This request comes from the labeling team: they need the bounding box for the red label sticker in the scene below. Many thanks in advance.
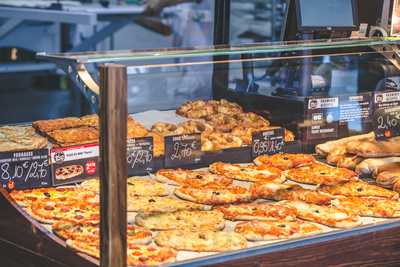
[85,161,97,175]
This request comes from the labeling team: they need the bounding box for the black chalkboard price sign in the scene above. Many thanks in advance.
[252,128,285,158]
[127,137,154,175]
[0,149,51,190]
[373,106,400,140]
[165,134,202,168]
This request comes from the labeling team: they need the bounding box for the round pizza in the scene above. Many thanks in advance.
[331,197,400,218]
[235,220,322,241]
[209,162,284,183]
[155,168,232,187]
[55,165,84,180]
[285,163,358,185]
[28,200,99,224]
[127,177,169,197]
[253,153,315,170]
[155,230,247,252]
[127,196,210,213]
[52,220,152,245]
[135,210,225,231]
[250,183,333,205]
[10,187,97,207]
[174,185,253,205]
[215,203,297,221]
[319,180,399,199]
[283,200,361,229]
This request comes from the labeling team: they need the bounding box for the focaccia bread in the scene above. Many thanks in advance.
[209,162,284,183]
[135,210,225,231]
[127,196,210,213]
[32,117,84,133]
[174,185,253,205]
[47,126,99,147]
[346,136,400,158]
[235,220,322,241]
[253,153,315,170]
[332,197,400,218]
[155,230,247,252]
[283,200,361,228]
[215,203,297,221]
[0,125,48,152]
[250,182,333,205]
[319,180,399,199]
[201,132,243,151]
[315,132,374,156]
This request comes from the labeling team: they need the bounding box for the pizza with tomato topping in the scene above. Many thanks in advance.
[250,182,333,205]
[285,163,358,185]
[215,203,297,221]
[283,201,361,228]
[27,200,99,224]
[331,197,400,218]
[253,153,315,170]
[319,180,399,199]
[235,220,322,241]
[155,168,232,187]
[209,162,285,183]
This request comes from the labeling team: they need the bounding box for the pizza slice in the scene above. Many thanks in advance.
[127,196,210,213]
[174,185,253,205]
[331,197,400,218]
[253,153,315,170]
[155,168,232,187]
[285,163,358,185]
[319,180,399,199]
[209,162,284,183]
[235,220,323,241]
[283,200,361,228]
[155,230,247,252]
[135,210,225,231]
[250,182,333,205]
[215,203,297,221]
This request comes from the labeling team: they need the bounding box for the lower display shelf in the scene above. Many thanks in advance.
[1,189,400,267]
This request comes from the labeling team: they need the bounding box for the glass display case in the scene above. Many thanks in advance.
[1,37,400,267]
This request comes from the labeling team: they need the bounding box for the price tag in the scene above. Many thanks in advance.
[0,149,51,190]
[252,128,285,158]
[127,137,153,175]
[165,134,202,168]
[373,106,400,139]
